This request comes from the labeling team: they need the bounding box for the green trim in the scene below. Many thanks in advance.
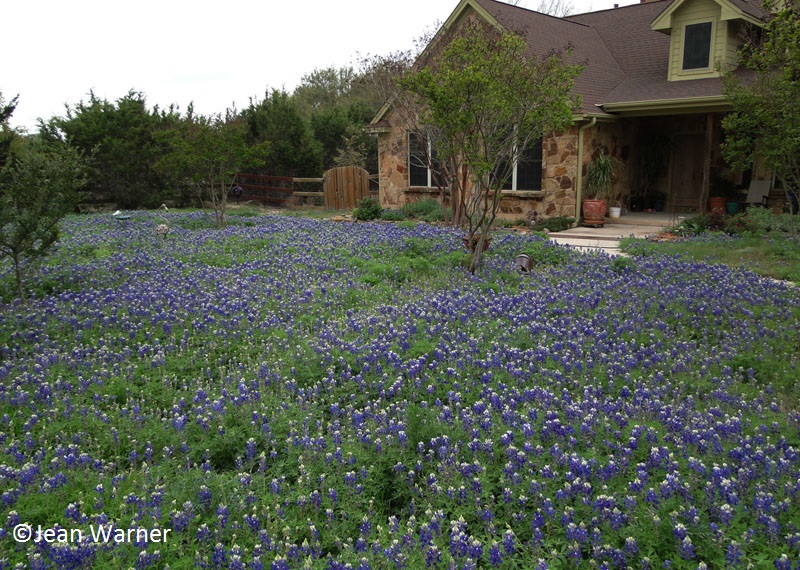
[364,123,391,134]
[600,96,730,116]
[651,0,763,31]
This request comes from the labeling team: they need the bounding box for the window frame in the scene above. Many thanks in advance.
[497,139,544,192]
[681,20,714,71]
[408,132,441,188]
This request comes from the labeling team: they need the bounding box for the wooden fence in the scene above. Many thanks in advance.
[235,168,378,209]
[235,173,295,206]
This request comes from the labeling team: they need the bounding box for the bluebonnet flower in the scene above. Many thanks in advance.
[679,536,695,560]
[503,529,515,554]
[774,555,792,570]
[270,556,289,570]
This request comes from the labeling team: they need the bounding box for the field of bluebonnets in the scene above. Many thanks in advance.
[1,210,799,570]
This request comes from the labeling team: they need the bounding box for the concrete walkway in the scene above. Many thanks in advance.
[547,213,680,255]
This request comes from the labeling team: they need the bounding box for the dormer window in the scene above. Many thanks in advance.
[682,22,713,70]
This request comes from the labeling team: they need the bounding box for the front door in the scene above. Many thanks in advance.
[670,134,705,212]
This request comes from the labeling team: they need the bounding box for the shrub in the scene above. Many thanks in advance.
[353,197,383,221]
[738,207,800,234]
[522,239,571,267]
[610,255,637,274]
[381,209,406,221]
[530,216,576,233]
[706,211,728,231]
[401,198,444,221]
[496,217,529,228]
[673,216,707,236]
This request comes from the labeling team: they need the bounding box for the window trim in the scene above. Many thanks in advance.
[680,20,715,72]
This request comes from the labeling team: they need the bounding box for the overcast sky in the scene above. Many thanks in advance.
[4,0,638,132]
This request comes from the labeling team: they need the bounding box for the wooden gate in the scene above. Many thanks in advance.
[323,166,371,210]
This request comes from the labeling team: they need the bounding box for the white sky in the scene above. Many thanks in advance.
[4,0,638,132]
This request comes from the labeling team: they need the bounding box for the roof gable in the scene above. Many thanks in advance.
[651,0,766,30]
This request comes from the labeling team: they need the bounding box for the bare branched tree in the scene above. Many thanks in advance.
[535,0,576,17]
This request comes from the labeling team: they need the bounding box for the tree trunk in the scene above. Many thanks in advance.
[13,252,24,301]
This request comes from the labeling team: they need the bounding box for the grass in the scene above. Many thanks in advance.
[621,231,800,282]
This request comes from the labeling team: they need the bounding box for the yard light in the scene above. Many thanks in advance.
[515,254,532,273]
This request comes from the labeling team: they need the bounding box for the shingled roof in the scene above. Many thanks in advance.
[471,0,764,115]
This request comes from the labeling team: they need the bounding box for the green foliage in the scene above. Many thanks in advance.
[736,207,800,234]
[530,215,576,232]
[610,255,637,274]
[380,209,406,221]
[310,103,376,171]
[670,212,728,235]
[2,212,800,567]
[0,138,87,299]
[722,2,800,211]
[0,92,19,169]
[521,239,572,267]
[620,231,800,282]
[292,66,382,172]
[585,150,620,201]
[401,198,444,221]
[672,208,800,238]
[42,90,175,208]
[353,197,383,221]
[242,89,324,177]
[155,110,268,228]
[495,217,529,228]
[351,236,469,285]
[728,351,800,405]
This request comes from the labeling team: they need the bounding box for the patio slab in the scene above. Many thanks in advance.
[545,213,681,254]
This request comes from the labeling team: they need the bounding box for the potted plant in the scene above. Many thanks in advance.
[583,150,619,227]
[709,174,739,213]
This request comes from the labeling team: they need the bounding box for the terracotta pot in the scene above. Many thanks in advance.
[582,198,606,227]
[708,196,726,212]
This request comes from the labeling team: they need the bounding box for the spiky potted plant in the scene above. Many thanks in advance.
[583,150,618,227]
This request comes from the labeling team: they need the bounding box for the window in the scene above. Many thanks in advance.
[682,22,713,70]
[409,132,543,191]
[408,132,442,187]
[498,140,543,191]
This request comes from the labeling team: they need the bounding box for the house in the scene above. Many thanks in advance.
[368,0,770,221]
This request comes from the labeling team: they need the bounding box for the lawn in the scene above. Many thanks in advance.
[1,211,799,569]
[620,233,800,283]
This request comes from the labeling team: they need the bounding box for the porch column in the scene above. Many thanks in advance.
[699,113,715,212]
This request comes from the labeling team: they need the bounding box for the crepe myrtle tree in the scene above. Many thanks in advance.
[156,107,270,228]
[722,0,800,214]
[399,20,582,273]
[0,137,87,300]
